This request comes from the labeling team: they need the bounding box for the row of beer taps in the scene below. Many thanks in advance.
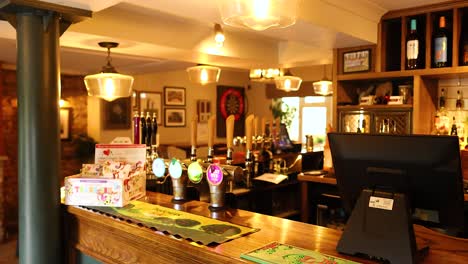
[133,111,282,210]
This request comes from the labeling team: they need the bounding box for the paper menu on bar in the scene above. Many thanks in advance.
[254,173,288,184]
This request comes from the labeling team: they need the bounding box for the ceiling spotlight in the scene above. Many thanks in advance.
[214,23,225,47]
[218,0,298,31]
[83,42,134,102]
[275,69,302,92]
[313,65,333,96]
[187,65,221,85]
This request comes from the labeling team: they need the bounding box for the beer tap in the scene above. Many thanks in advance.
[169,157,187,203]
[207,115,216,163]
[244,114,255,188]
[188,115,203,184]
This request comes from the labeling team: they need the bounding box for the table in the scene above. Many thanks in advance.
[65,191,468,263]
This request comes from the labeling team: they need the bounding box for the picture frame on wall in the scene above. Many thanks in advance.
[138,91,162,124]
[165,108,186,127]
[164,86,185,106]
[343,49,371,73]
[60,108,71,140]
[102,97,132,130]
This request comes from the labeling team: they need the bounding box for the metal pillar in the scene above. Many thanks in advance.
[16,11,62,264]
[0,1,91,263]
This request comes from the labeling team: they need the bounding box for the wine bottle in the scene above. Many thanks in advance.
[146,112,152,146]
[434,16,448,68]
[406,19,420,69]
[439,88,446,109]
[132,111,140,144]
[140,112,146,145]
[151,113,158,146]
[462,15,468,66]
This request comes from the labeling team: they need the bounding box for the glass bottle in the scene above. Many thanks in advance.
[450,117,458,136]
[146,112,152,146]
[439,88,446,109]
[456,90,463,110]
[140,112,146,145]
[461,14,468,66]
[406,19,420,69]
[434,16,448,68]
[152,113,158,146]
[132,111,140,144]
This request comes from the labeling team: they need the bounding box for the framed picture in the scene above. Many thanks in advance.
[164,86,185,106]
[138,91,162,124]
[197,99,211,123]
[60,108,71,140]
[343,49,371,73]
[165,108,186,127]
[103,97,132,130]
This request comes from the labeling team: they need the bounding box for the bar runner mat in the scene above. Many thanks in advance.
[85,200,259,245]
[241,242,361,264]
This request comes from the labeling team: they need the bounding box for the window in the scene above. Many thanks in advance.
[281,96,333,149]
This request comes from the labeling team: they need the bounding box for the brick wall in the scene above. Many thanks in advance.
[0,69,89,239]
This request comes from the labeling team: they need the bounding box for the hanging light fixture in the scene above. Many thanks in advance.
[84,42,134,102]
[214,23,225,47]
[218,0,298,31]
[186,65,221,85]
[275,69,302,92]
[249,68,283,82]
[313,65,333,96]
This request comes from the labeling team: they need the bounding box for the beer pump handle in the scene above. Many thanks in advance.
[191,115,198,148]
[226,115,235,149]
[275,118,281,136]
[245,115,254,150]
[253,116,259,138]
[208,115,216,149]
[261,117,266,136]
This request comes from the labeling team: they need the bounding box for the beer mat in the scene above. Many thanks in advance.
[84,200,259,245]
[241,242,361,264]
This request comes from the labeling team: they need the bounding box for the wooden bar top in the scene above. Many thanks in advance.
[65,192,468,264]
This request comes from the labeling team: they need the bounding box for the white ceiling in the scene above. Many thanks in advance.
[0,0,450,75]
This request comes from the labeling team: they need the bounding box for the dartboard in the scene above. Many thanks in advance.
[220,88,244,120]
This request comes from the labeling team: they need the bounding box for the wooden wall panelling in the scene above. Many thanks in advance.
[401,16,408,71]
[412,75,438,134]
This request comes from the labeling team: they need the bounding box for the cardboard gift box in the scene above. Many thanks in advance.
[64,143,147,207]
[64,171,146,207]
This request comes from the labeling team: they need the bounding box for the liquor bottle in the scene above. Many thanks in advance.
[140,112,146,145]
[406,19,420,69]
[151,113,158,146]
[132,111,140,144]
[456,90,463,110]
[460,14,468,66]
[439,88,446,109]
[433,16,448,68]
[450,117,458,136]
[146,112,152,146]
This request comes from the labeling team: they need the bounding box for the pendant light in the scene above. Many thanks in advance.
[313,65,333,96]
[84,42,134,102]
[214,23,225,47]
[218,0,298,31]
[186,65,221,85]
[274,69,302,92]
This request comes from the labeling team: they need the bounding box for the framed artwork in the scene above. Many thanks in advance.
[103,97,132,130]
[197,100,211,123]
[165,108,186,127]
[343,49,371,73]
[164,86,185,106]
[60,108,71,140]
[139,91,162,124]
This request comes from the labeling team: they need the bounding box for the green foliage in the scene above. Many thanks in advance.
[269,98,297,129]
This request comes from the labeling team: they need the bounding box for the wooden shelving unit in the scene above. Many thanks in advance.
[333,1,468,135]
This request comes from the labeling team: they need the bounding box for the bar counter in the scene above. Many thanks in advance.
[65,191,468,264]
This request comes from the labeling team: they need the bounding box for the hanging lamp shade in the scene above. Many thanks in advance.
[84,42,134,102]
[275,69,302,92]
[218,0,298,31]
[313,65,333,96]
[186,65,221,85]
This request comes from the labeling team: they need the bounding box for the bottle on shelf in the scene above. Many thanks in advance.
[406,18,420,69]
[433,15,449,68]
[434,88,450,135]
[439,88,446,109]
[450,116,458,136]
[146,112,152,146]
[132,110,140,144]
[460,14,468,66]
[456,90,463,110]
[140,112,147,145]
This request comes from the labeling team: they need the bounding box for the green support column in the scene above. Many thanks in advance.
[0,1,91,263]
[16,11,61,264]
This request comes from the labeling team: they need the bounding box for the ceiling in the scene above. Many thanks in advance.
[0,0,449,75]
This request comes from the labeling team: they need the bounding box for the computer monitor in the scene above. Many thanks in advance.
[328,133,465,263]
